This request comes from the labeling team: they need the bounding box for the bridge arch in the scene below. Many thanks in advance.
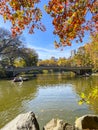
[5,66,93,77]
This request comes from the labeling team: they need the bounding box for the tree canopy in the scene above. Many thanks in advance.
[0,28,38,68]
[0,0,97,47]
[0,28,22,55]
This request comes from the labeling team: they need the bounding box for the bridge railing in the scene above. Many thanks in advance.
[5,66,93,72]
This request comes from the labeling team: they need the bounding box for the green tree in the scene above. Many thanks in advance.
[18,48,38,66]
[0,28,38,68]
[14,58,26,67]
[0,28,23,67]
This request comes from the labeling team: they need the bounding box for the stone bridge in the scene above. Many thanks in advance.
[5,66,92,77]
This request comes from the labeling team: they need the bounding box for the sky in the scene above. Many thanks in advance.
[0,1,91,60]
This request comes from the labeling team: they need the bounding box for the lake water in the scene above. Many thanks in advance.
[0,73,98,129]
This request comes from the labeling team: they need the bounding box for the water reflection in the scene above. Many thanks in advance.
[71,76,98,114]
[11,81,23,87]
[0,74,98,128]
[0,80,38,127]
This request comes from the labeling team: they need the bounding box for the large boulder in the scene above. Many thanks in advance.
[1,112,98,130]
[43,118,74,130]
[75,114,98,130]
[1,111,40,130]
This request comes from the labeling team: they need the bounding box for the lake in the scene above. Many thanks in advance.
[0,73,98,129]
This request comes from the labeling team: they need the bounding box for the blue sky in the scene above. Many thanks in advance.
[0,1,91,60]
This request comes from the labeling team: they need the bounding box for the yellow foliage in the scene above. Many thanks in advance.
[78,86,98,105]
[14,58,26,67]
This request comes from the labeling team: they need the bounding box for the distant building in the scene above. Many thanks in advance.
[38,59,42,61]
[51,57,58,61]
[71,50,76,57]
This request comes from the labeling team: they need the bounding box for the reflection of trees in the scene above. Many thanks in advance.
[0,74,98,128]
[89,98,98,114]
[71,76,98,114]
[37,74,98,114]
[36,73,75,86]
[0,80,38,128]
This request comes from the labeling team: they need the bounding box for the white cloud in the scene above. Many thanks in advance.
[27,45,71,59]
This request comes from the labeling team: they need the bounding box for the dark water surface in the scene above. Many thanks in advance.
[0,73,98,129]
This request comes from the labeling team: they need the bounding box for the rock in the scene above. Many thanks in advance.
[64,123,74,130]
[1,111,40,130]
[43,118,74,130]
[75,114,98,130]
[1,112,98,130]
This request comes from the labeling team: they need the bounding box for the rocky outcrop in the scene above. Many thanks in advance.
[1,111,40,130]
[1,112,98,130]
[75,114,98,130]
[43,118,74,130]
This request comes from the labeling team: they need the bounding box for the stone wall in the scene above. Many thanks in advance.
[1,111,98,130]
